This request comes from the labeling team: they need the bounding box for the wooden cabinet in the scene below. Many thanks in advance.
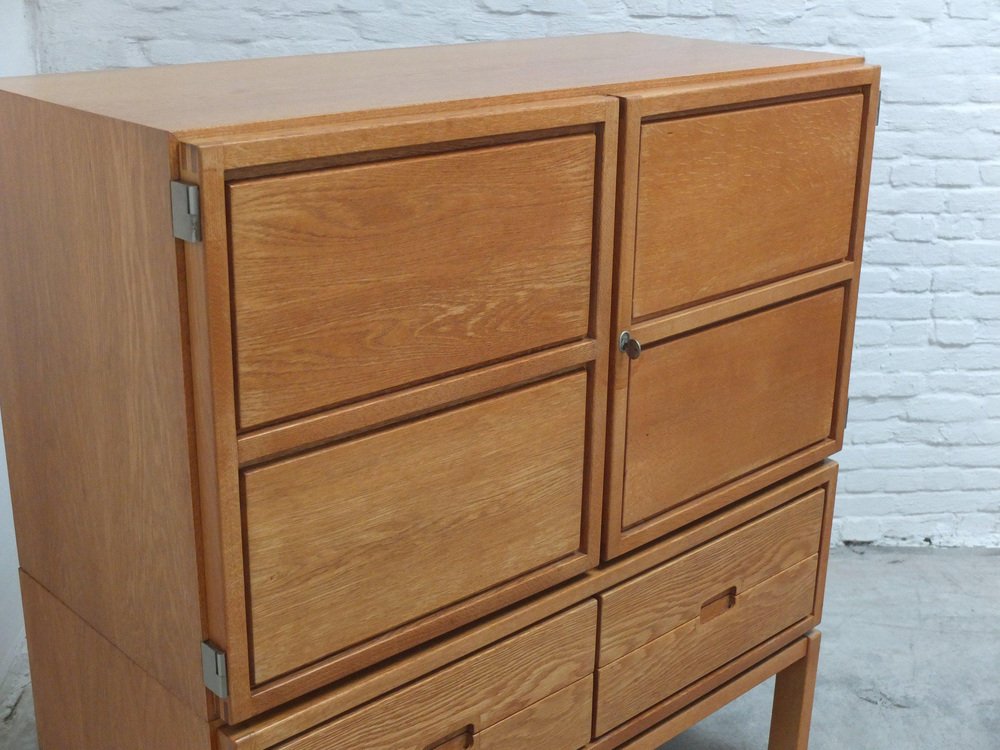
[0,33,877,750]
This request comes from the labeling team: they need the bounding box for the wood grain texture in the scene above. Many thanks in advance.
[236,339,596,466]
[603,65,877,560]
[180,143,256,723]
[606,637,809,750]
[769,630,822,750]
[623,288,845,529]
[0,93,207,715]
[273,602,596,750]
[20,572,214,750]
[587,621,817,750]
[0,34,860,135]
[630,263,853,346]
[633,94,862,317]
[220,462,837,750]
[477,675,593,750]
[229,134,596,428]
[598,490,825,666]
[595,555,819,735]
[244,372,589,684]
[202,95,613,171]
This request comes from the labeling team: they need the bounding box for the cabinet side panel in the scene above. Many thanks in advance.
[0,92,206,714]
[20,572,214,750]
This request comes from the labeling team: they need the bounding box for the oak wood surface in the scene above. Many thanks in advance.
[598,489,825,666]
[630,262,853,346]
[477,675,593,750]
[197,95,614,171]
[272,602,596,750]
[20,572,215,750]
[603,65,877,560]
[622,288,845,530]
[244,372,589,684]
[236,338,595,466]
[633,94,862,317]
[185,96,618,719]
[220,463,838,750]
[595,555,819,734]
[229,134,596,428]
[587,622,818,750]
[0,34,860,135]
[769,630,822,750]
[180,142,256,722]
[605,636,810,750]
[0,93,208,716]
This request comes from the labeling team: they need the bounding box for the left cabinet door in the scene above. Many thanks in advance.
[178,96,619,721]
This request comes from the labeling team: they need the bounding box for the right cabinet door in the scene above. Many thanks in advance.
[605,68,879,557]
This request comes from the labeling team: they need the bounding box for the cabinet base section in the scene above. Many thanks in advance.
[19,571,216,750]
[590,631,822,750]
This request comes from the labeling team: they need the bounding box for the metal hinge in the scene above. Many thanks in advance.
[876,90,881,127]
[171,180,202,242]
[201,641,229,699]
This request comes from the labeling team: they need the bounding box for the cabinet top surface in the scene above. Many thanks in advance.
[0,33,863,135]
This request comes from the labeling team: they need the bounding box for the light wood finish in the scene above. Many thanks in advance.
[221,463,838,750]
[20,572,215,750]
[183,96,618,719]
[179,142,255,724]
[633,94,862,317]
[201,95,614,171]
[229,134,596,428]
[622,288,844,530]
[245,373,589,684]
[595,555,819,735]
[272,602,595,750]
[236,338,595,466]
[602,636,811,750]
[588,623,817,750]
[477,675,593,750]
[769,631,823,750]
[0,34,860,134]
[604,65,879,559]
[0,34,876,749]
[0,93,209,716]
[630,262,853,346]
[598,490,826,666]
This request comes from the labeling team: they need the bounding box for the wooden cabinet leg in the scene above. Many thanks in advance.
[768,630,821,750]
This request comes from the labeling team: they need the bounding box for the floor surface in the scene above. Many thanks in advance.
[2,547,997,749]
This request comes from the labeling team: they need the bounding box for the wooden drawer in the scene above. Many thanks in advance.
[228,133,598,429]
[620,286,844,539]
[594,488,830,735]
[244,371,591,685]
[265,602,596,750]
[632,94,862,317]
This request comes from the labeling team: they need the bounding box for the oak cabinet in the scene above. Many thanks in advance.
[0,32,877,750]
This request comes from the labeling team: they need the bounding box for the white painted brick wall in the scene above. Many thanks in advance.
[7,4,1000,549]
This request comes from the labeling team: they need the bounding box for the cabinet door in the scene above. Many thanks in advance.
[179,96,619,722]
[229,134,598,429]
[604,68,879,558]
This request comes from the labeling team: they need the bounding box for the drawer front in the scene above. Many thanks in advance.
[595,490,828,735]
[633,94,862,317]
[274,602,596,750]
[244,372,589,684]
[228,133,597,428]
[622,287,843,531]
